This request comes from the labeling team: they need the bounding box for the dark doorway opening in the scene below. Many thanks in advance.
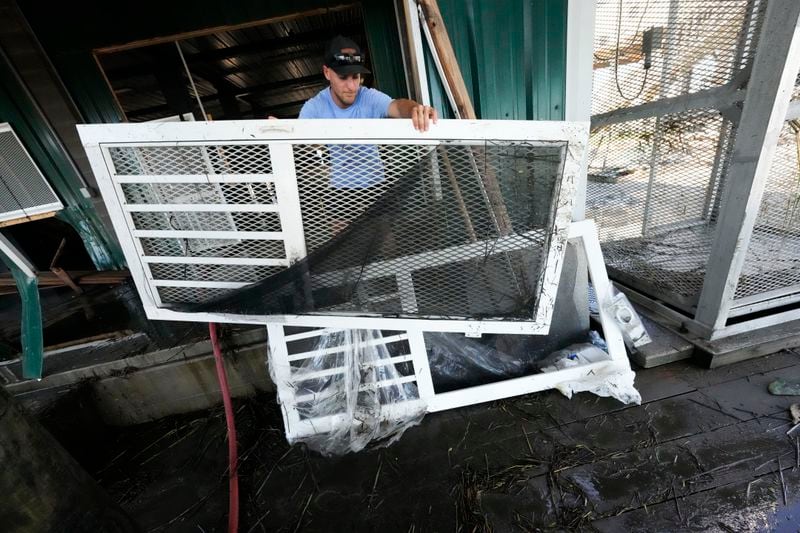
[94,4,374,121]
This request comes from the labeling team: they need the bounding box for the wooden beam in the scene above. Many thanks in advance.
[0,211,57,228]
[0,270,131,290]
[417,0,475,119]
[48,238,82,295]
[593,41,644,69]
[104,27,358,81]
[93,4,359,54]
[126,75,324,119]
[418,0,514,235]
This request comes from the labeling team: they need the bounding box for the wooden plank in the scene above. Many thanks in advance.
[92,4,360,54]
[417,0,514,236]
[50,267,83,295]
[0,211,57,228]
[451,389,741,475]
[486,415,794,528]
[669,349,800,389]
[695,363,800,420]
[369,360,800,526]
[384,362,698,471]
[0,270,130,289]
[628,314,694,368]
[417,0,475,118]
[693,317,800,368]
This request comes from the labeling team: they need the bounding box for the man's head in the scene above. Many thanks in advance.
[323,35,371,109]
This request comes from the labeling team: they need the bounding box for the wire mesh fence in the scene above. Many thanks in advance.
[592,0,761,116]
[587,0,766,313]
[588,109,730,307]
[735,111,800,301]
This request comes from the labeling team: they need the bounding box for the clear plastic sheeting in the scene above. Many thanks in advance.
[603,285,651,349]
[549,368,642,405]
[539,342,641,405]
[269,328,426,456]
[425,332,529,392]
[263,221,641,453]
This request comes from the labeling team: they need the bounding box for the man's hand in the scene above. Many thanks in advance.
[411,104,438,132]
[388,99,438,131]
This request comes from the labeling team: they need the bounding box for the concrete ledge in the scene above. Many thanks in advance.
[10,327,274,425]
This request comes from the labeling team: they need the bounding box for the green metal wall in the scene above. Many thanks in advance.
[427,0,567,120]
[18,0,407,124]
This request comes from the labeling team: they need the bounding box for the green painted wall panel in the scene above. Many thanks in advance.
[0,260,42,379]
[427,0,567,120]
[362,0,407,98]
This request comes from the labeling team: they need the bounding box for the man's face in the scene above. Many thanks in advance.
[323,47,362,109]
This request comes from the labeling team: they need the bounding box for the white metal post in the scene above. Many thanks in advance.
[566,0,596,221]
[694,0,800,334]
[269,143,308,263]
[403,0,431,106]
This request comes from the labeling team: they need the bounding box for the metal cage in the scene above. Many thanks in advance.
[586,0,800,339]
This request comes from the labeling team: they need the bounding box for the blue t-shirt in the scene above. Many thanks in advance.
[299,86,392,119]
[299,87,392,188]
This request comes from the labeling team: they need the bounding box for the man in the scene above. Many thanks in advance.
[299,35,437,227]
[300,35,438,131]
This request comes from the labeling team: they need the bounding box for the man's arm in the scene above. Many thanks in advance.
[388,99,438,132]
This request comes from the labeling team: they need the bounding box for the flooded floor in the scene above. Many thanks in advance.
[42,347,800,531]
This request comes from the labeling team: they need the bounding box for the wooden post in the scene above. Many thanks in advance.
[50,238,83,295]
[417,0,475,119]
[437,146,477,242]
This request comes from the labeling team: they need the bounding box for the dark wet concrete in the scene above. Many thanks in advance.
[37,347,800,531]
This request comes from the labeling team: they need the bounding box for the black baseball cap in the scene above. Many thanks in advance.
[324,35,371,75]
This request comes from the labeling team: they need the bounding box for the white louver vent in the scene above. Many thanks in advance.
[0,123,63,223]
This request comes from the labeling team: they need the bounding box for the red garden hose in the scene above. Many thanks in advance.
[209,322,239,533]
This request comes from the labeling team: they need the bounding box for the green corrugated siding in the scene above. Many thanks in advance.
[362,1,407,98]
[427,0,567,120]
